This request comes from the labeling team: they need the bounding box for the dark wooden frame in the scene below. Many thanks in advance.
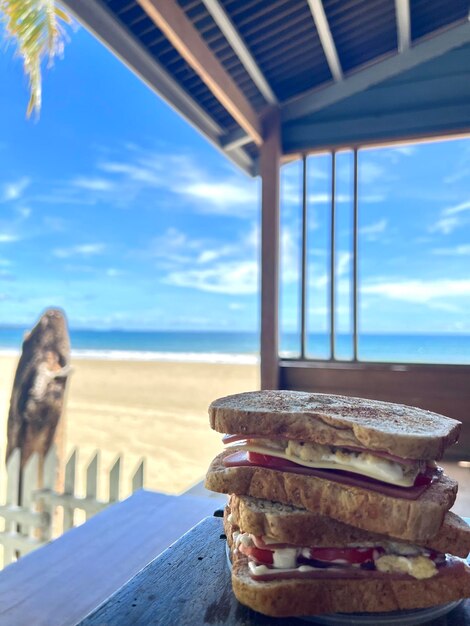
[280,360,470,460]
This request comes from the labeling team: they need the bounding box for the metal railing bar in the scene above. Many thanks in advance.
[353,148,359,361]
[300,155,308,358]
[330,151,336,360]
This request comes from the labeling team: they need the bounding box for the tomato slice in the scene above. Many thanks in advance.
[238,544,274,565]
[247,451,287,468]
[309,547,380,564]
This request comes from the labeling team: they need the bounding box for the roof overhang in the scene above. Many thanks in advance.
[61,0,470,176]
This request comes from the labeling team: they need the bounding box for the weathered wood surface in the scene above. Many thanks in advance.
[6,308,71,470]
[0,490,223,626]
[80,516,470,626]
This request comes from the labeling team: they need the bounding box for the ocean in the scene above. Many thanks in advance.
[0,327,469,365]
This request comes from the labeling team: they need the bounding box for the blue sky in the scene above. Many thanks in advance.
[0,24,469,335]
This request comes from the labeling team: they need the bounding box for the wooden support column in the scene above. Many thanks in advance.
[260,108,281,390]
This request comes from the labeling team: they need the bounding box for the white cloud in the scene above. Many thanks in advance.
[443,169,470,184]
[283,189,385,207]
[308,251,351,290]
[72,177,115,191]
[43,216,69,232]
[197,250,223,264]
[151,223,260,295]
[443,200,470,216]
[17,207,31,218]
[432,245,470,256]
[0,234,20,243]
[147,227,201,266]
[165,260,258,295]
[429,199,470,234]
[106,268,126,277]
[359,218,387,240]
[99,161,162,185]
[53,243,106,258]
[429,216,460,235]
[183,181,257,212]
[359,162,385,185]
[443,144,470,184]
[362,279,470,303]
[280,226,299,284]
[64,264,95,273]
[337,251,351,276]
[1,177,30,202]
[95,149,259,217]
[393,145,416,157]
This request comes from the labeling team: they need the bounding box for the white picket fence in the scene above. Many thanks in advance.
[0,446,145,569]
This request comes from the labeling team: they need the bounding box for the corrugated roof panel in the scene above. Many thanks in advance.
[220,0,332,101]
[177,0,268,111]
[102,0,241,133]
[410,0,469,41]
[323,0,397,73]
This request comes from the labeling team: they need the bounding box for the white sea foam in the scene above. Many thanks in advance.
[0,349,20,357]
[0,347,258,365]
[73,349,259,364]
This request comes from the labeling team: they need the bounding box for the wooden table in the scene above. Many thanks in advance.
[81,516,470,626]
[0,490,224,626]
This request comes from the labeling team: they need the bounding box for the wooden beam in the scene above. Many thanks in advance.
[137,0,263,145]
[220,127,252,150]
[395,0,411,53]
[61,0,255,175]
[283,20,470,122]
[200,0,277,105]
[283,103,470,153]
[307,0,343,81]
[260,108,281,390]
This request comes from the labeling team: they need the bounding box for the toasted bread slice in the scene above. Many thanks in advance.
[228,494,470,558]
[229,549,470,617]
[205,450,458,541]
[209,390,461,460]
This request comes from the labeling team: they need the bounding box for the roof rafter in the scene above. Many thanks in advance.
[60,0,255,175]
[200,0,278,105]
[283,20,470,122]
[395,0,411,53]
[220,127,253,150]
[306,0,343,82]
[137,0,263,145]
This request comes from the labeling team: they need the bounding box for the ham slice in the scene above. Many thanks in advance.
[223,451,440,500]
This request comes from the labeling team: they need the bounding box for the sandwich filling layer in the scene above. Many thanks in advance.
[223,435,429,487]
[232,529,446,581]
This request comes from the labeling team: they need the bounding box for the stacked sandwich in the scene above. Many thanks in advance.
[205,390,470,617]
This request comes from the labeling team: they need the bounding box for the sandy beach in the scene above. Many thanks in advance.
[0,355,259,498]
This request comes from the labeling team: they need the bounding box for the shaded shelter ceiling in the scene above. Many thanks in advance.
[62,0,470,174]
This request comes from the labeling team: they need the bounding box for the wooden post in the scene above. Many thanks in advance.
[6,309,71,502]
[260,107,281,390]
[6,309,71,467]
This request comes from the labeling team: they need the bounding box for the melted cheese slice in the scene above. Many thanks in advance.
[237,440,420,487]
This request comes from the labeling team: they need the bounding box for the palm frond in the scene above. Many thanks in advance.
[0,0,71,117]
